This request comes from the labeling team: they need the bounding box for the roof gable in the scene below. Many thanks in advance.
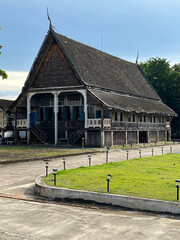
[31,42,82,88]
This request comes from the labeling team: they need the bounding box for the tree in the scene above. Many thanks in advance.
[0,49,8,79]
[140,57,180,138]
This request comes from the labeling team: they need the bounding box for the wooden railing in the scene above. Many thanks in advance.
[16,119,27,128]
[112,121,167,129]
[87,118,111,128]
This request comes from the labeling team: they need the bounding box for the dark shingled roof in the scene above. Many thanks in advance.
[53,30,160,100]
[11,27,176,117]
[89,89,176,116]
[0,99,13,110]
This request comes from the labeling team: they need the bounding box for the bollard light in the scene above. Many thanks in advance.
[88,154,91,166]
[43,160,50,177]
[139,149,141,158]
[152,148,154,156]
[175,180,180,201]
[106,174,112,193]
[106,146,110,163]
[53,168,57,185]
[126,150,129,160]
[161,147,163,155]
[63,158,66,170]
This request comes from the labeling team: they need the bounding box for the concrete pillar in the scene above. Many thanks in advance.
[27,93,31,144]
[157,131,159,142]
[147,131,149,143]
[168,130,171,141]
[125,131,128,145]
[137,131,139,144]
[111,130,113,147]
[101,130,104,148]
[84,130,88,146]
[53,92,59,145]
[78,90,87,128]
[165,130,167,142]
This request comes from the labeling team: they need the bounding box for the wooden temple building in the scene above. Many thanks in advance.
[9,26,176,147]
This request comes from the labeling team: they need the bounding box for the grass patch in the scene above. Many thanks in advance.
[44,154,180,202]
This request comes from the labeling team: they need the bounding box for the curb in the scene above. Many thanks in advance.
[35,175,180,215]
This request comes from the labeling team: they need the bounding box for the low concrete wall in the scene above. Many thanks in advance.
[35,175,180,215]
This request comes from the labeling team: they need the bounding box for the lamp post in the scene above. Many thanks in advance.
[106,174,112,193]
[106,146,110,163]
[53,168,57,185]
[88,154,91,166]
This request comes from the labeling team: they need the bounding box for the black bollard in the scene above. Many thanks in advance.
[63,158,66,170]
[152,148,154,156]
[161,147,163,155]
[176,185,179,201]
[53,168,57,186]
[127,150,129,160]
[88,155,91,166]
[139,149,141,158]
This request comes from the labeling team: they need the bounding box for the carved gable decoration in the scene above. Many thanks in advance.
[31,42,81,88]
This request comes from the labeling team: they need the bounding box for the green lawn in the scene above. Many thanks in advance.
[44,154,180,201]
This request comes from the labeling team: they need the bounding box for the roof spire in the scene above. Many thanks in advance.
[136,51,139,64]
[47,8,52,29]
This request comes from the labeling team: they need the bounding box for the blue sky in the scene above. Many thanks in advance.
[1,0,180,99]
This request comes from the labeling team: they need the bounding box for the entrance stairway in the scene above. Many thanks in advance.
[30,124,47,143]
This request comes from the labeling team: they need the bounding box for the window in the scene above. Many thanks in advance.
[114,112,118,121]
[140,116,142,122]
[144,115,146,122]
[58,95,64,106]
[120,112,123,121]
[67,94,80,105]
[153,116,156,123]
[133,114,135,122]
[150,116,152,123]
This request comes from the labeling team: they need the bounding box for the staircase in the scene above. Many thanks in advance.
[70,130,85,145]
[30,124,47,143]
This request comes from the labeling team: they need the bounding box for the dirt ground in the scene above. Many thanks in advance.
[0,145,99,162]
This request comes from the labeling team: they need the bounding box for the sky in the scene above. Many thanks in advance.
[1,0,180,100]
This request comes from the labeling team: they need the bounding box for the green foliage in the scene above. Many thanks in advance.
[44,154,180,201]
[140,57,180,137]
[0,51,8,79]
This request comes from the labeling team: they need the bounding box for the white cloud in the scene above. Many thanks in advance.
[0,71,28,100]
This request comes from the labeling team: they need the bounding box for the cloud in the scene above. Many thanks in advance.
[0,71,28,100]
